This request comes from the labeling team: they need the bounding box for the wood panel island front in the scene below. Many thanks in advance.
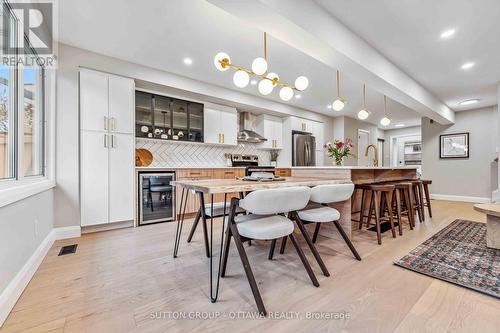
[291,166,418,239]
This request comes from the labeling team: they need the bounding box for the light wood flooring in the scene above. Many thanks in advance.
[1,200,499,333]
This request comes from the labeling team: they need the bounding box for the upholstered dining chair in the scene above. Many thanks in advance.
[276,184,361,275]
[220,186,319,315]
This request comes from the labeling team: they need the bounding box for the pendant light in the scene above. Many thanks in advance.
[332,70,345,111]
[214,32,309,99]
[380,95,391,126]
[357,84,370,120]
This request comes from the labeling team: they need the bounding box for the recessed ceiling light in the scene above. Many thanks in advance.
[327,104,332,109]
[250,80,257,85]
[395,124,405,128]
[461,62,475,70]
[440,28,456,39]
[459,99,479,106]
[295,94,302,99]
[183,57,193,65]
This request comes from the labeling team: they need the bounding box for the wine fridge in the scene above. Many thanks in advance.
[138,172,176,225]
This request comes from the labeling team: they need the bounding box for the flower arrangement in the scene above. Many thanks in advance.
[324,139,355,166]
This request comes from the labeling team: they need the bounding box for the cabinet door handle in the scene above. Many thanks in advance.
[111,117,116,131]
[104,116,108,130]
[111,134,115,148]
[218,133,221,143]
[104,134,108,148]
[222,133,225,143]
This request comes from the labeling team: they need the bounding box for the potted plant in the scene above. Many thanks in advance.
[270,149,279,167]
[324,139,355,166]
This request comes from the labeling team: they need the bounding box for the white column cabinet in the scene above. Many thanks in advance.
[80,131,109,226]
[79,69,135,227]
[291,117,313,133]
[204,106,237,145]
[255,114,283,149]
[108,76,135,134]
[108,133,135,223]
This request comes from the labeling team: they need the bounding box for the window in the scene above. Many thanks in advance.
[0,3,16,180]
[0,2,46,183]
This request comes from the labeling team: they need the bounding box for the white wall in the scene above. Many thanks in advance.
[422,107,497,202]
[55,43,337,227]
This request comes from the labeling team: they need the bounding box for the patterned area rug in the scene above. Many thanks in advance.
[395,219,500,299]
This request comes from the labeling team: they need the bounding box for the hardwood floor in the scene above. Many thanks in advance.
[1,200,499,333]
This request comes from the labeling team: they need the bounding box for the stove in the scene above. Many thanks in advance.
[230,154,259,167]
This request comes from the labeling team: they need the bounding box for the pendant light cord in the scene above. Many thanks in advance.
[363,84,366,109]
[384,95,387,116]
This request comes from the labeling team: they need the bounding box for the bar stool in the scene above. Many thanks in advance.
[220,186,319,315]
[421,180,433,218]
[380,181,415,233]
[356,183,396,245]
[404,180,425,223]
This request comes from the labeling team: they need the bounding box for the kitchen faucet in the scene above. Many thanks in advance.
[365,144,379,167]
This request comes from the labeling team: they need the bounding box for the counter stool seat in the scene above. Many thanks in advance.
[298,206,340,223]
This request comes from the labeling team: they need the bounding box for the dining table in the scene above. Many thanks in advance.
[170,176,352,304]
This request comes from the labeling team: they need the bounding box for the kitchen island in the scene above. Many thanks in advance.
[291,166,418,239]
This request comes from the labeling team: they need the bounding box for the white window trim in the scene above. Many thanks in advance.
[0,67,56,208]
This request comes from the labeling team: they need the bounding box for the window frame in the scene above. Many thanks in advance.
[0,1,54,207]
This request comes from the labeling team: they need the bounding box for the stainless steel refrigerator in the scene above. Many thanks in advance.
[292,132,316,166]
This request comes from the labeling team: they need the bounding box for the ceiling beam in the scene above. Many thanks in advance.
[207,0,454,125]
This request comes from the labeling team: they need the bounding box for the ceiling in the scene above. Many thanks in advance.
[58,0,497,129]
[315,0,500,112]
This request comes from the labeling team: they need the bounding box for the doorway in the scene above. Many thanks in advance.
[357,129,370,166]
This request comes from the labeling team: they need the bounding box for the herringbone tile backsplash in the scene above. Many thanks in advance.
[136,139,271,167]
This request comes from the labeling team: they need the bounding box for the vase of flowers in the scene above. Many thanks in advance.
[324,139,355,166]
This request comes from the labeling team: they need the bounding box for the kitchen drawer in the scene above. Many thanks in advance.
[275,168,291,177]
[176,168,213,179]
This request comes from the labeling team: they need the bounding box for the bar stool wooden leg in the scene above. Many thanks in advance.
[359,189,366,229]
[403,188,414,229]
[366,191,375,228]
[312,223,321,243]
[395,189,403,235]
[373,192,382,245]
[423,183,432,217]
[418,183,425,221]
[385,190,396,239]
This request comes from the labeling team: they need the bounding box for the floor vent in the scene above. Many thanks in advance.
[58,244,78,256]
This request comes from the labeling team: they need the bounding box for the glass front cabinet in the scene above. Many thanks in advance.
[135,91,204,142]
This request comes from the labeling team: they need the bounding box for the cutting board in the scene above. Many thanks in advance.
[135,148,153,167]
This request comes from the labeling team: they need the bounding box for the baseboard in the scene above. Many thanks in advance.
[0,225,81,327]
[430,193,491,204]
[0,230,54,327]
[53,226,81,240]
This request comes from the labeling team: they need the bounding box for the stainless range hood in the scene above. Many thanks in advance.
[237,112,267,143]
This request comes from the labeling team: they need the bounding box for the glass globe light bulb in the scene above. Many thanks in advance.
[332,99,345,111]
[294,76,309,91]
[251,57,268,75]
[380,117,391,126]
[233,70,250,88]
[214,52,231,71]
[258,79,274,95]
[358,109,370,120]
[279,86,294,101]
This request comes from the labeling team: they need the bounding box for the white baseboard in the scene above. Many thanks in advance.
[430,193,491,204]
[53,226,81,240]
[0,225,81,327]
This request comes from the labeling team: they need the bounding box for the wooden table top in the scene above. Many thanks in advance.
[170,177,352,194]
[474,203,500,217]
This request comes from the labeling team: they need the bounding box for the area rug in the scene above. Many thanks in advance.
[395,219,500,299]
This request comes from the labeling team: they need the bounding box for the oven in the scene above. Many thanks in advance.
[138,171,176,225]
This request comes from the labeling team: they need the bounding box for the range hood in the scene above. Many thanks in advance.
[237,112,267,143]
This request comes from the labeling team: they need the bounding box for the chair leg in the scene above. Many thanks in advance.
[418,183,425,221]
[312,223,321,243]
[229,223,267,315]
[424,184,432,218]
[332,220,361,261]
[359,189,366,230]
[366,191,375,228]
[403,188,414,229]
[293,216,330,276]
[386,191,396,239]
[268,239,276,260]
[186,208,201,243]
[373,192,382,245]
[395,189,403,236]
[288,233,320,287]
[220,226,232,277]
[279,236,287,254]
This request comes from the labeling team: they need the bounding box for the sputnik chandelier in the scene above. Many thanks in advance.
[214,32,309,101]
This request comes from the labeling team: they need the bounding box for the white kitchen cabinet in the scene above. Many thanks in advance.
[312,121,325,150]
[79,69,135,227]
[291,117,313,133]
[80,70,108,132]
[108,133,135,223]
[108,75,135,134]
[316,151,325,166]
[204,107,237,145]
[255,114,283,149]
[80,131,109,226]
